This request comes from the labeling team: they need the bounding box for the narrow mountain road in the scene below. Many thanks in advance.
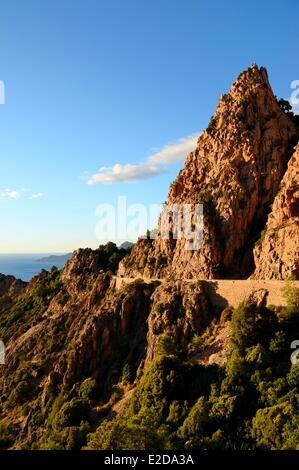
[112,276,298,308]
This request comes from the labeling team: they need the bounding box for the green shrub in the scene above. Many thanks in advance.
[245,344,269,366]
[251,401,299,450]
[156,335,179,357]
[282,279,299,322]
[40,422,90,450]
[196,190,213,204]
[178,397,209,441]
[269,331,286,355]
[54,398,89,430]
[79,378,97,401]
[95,242,132,274]
[166,400,188,426]
[8,380,32,405]
[85,414,169,450]
[230,301,276,353]
[130,355,184,420]
[122,363,132,385]
[287,365,299,389]
[153,302,165,316]
[255,229,266,247]
[207,116,218,135]
[0,422,17,449]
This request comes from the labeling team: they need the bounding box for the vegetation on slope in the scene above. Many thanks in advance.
[0,255,298,450]
[84,294,299,450]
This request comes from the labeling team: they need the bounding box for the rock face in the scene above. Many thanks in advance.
[0,250,216,448]
[119,65,298,280]
[0,274,26,314]
[253,144,299,279]
[144,280,213,364]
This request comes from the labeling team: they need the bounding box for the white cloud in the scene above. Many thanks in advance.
[0,189,45,200]
[87,132,199,185]
[7,191,20,199]
[292,103,299,115]
[87,163,163,185]
[148,133,199,165]
[30,192,44,199]
[0,190,20,200]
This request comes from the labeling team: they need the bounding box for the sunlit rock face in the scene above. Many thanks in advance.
[120,65,298,280]
[253,143,299,280]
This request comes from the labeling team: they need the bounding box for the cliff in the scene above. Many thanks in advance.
[119,65,299,280]
[253,143,299,279]
[0,274,26,315]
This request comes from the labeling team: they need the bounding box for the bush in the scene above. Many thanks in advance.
[287,365,299,389]
[122,364,132,385]
[207,116,218,135]
[230,301,276,353]
[209,394,237,423]
[0,422,17,449]
[153,302,165,316]
[251,401,299,450]
[269,331,287,355]
[130,355,184,420]
[156,335,180,357]
[79,378,97,401]
[166,400,188,426]
[95,243,132,274]
[245,344,269,366]
[282,280,299,322]
[85,414,169,450]
[54,399,89,430]
[40,422,90,450]
[8,380,31,405]
[196,190,213,204]
[178,397,209,441]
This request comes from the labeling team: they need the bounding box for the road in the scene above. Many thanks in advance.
[112,276,298,308]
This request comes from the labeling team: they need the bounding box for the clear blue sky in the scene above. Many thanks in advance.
[0,0,297,253]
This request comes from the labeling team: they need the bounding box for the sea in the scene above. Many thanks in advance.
[0,254,70,282]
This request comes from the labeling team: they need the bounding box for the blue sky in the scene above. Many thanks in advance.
[0,0,298,253]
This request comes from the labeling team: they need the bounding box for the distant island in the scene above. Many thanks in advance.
[36,253,72,263]
[118,241,134,250]
[36,245,133,264]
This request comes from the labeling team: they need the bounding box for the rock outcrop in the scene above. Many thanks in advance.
[120,65,298,280]
[0,274,26,314]
[0,250,216,448]
[253,143,299,279]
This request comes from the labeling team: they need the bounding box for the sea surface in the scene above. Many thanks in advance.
[0,254,69,282]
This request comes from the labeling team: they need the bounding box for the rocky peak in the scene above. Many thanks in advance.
[120,64,298,280]
[0,274,26,314]
[62,248,101,281]
[0,274,26,297]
